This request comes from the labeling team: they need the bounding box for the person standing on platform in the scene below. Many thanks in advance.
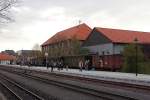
[60,59,64,70]
[79,60,84,72]
[57,60,61,71]
[53,60,57,70]
[51,60,54,72]
[85,59,90,70]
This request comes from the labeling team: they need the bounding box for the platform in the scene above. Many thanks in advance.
[4,65,150,86]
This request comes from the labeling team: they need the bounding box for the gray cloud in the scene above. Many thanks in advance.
[0,0,150,51]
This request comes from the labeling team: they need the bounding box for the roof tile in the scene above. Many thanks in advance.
[42,23,92,46]
[96,27,150,44]
[0,53,16,60]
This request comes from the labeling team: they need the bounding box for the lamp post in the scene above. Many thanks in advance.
[27,57,30,67]
[134,38,138,76]
[18,51,21,66]
[45,52,48,69]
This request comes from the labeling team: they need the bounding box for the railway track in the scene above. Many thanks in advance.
[12,66,150,94]
[1,65,150,99]
[21,67,150,93]
[46,71,150,92]
[0,74,44,100]
[0,81,21,100]
[0,67,137,100]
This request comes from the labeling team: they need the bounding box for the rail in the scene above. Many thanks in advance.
[0,74,44,100]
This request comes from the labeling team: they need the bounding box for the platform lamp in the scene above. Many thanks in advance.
[134,38,138,76]
[18,51,22,66]
[45,52,48,69]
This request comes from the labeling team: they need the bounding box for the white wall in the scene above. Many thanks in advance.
[83,43,124,55]
[114,44,124,54]
[0,60,10,65]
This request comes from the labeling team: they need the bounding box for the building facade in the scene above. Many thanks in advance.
[41,23,92,57]
[0,53,16,65]
[16,50,41,65]
[41,23,150,70]
[83,27,150,70]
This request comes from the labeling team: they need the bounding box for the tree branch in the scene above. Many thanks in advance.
[0,0,17,22]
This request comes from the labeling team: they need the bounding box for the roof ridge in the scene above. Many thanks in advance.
[95,27,150,33]
[55,23,90,34]
[95,27,150,44]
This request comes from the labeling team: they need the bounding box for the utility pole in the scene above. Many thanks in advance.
[45,52,48,69]
[134,38,138,76]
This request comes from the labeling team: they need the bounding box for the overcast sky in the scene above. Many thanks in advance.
[0,0,150,52]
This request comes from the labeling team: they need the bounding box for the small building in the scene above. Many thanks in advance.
[0,53,16,65]
[83,27,150,70]
[1,50,16,56]
[16,50,41,65]
[41,23,92,57]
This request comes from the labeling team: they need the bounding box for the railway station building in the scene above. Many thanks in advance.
[83,27,150,70]
[41,23,92,57]
[41,23,150,70]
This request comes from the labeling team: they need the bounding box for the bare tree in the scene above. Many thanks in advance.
[32,43,41,51]
[0,0,17,23]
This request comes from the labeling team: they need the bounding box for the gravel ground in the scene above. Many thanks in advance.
[0,92,7,100]
[0,70,102,100]
[31,70,150,100]
[1,66,150,100]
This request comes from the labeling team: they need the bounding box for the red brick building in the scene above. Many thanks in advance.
[0,53,16,65]
[41,23,92,57]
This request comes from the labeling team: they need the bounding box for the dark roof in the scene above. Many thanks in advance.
[42,23,92,46]
[1,50,16,56]
[17,50,40,55]
[95,27,150,44]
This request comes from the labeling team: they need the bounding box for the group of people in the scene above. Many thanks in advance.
[47,59,91,72]
[21,58,92,72]
[46,59,64,72]
[78,59,90,72]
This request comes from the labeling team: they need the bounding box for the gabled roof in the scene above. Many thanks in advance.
[0,53,16,60]
[95,27,150,44]
[42,23,92,46]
